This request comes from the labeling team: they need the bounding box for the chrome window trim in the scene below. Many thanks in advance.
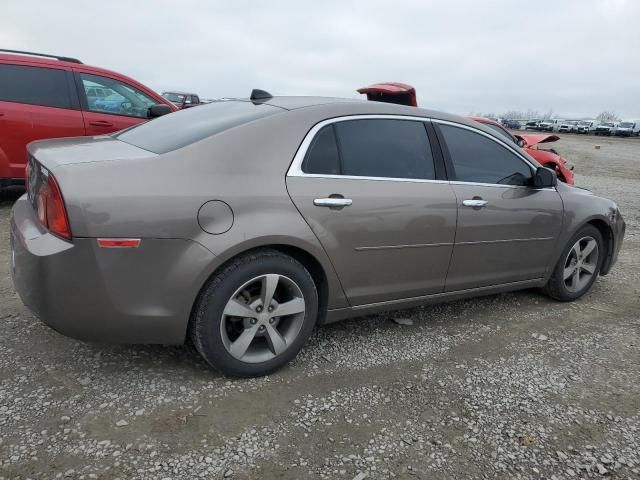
[286,114,555,191]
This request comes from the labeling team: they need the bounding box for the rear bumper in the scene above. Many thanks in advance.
[10,195,215,344]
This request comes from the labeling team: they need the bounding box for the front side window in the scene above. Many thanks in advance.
[0,64,72,109]
[439,124,532,186]
[80,73,157,118]
[302,119,435,180]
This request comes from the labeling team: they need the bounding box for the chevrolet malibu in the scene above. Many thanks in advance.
[10,93,625,377]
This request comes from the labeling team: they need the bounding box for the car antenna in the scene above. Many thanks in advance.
[250,89,272,101]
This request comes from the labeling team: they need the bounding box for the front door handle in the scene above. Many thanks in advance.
[89,120,114,127]
[314,198,353,207]
[462,199,488,208]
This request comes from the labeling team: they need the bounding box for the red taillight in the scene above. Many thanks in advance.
[34,170,72,240]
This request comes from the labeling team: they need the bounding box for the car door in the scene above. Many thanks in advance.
[0,62,85,180]
[74,71,159,135]
[287,116,457,306]
[434,121,564,291]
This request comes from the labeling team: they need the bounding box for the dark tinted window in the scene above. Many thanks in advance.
[335,119,435,179]
[440,124,532,186]
[302,125,340,175]
[115,100,281,153]
[0,64,72,109]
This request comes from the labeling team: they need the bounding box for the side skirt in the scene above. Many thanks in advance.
[323,278,545,324]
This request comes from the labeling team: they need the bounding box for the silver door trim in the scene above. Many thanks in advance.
[354,242,454,251]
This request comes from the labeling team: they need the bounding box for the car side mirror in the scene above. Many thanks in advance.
[147,104,172,118]
[532,166,557,188]
[516,138,526,148]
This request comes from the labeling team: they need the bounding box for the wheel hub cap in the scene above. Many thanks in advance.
[563,236,599,293]
[220,274,306,364]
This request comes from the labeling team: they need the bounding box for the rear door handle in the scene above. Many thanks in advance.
[462,199,488,208]
[314,198,353,207]
[89,120,114,127]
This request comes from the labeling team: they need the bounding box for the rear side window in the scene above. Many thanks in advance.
[302,119,435,180]
[115,100,281,153]
[439,124,532,186]
[302,125,341,175]
[337,119,435,179]
[0,64,72,109]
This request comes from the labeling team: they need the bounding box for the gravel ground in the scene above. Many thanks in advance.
[1,134,639,480]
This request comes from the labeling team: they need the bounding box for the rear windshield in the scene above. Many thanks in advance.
[115,100,282,154]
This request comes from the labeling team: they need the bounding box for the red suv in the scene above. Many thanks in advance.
[0,49,177,187]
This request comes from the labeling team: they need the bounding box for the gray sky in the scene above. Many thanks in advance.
[3,0,639,118]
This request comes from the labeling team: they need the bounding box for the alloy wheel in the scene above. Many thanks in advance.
[220,274,306,363]
[563,236,599,293]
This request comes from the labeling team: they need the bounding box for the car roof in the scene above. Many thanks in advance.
[225,96,503,137]
[0,52,144,85]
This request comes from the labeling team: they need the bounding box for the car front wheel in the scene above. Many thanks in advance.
[543,225,604,301]
[190,250,318,377]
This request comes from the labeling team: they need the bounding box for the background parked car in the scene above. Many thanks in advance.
[357,82,418,107]
[614,121,639,137]
[501,119,521,129]
[0,49,176,188]
[539,119,561,132]
[594,122,619,136]
[558,121,579,133]
[576,120,597,134]
[524,120,541,131]
[162,91,203,109]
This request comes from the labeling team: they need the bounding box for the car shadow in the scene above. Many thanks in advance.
[0,186,25,207]
[59,288,554,380]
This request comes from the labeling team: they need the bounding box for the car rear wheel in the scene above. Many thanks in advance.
[190,250,318,377]
[543,225,603,301]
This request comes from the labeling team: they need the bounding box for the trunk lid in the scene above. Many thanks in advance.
[27,135,156,172]
[517,133,560,148]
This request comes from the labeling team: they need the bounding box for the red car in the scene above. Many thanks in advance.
[357,83,575,185]
[357,82,418,107]
[0,49,177,187]
[468,116,575,185]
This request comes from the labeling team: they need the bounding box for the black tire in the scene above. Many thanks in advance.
[190,250,318,377]
[543,225,604,301]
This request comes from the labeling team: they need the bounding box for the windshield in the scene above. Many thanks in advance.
[115,100,282,154]
[579,121,591,126]
[619,122,634,128]
[162,93,186,103]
